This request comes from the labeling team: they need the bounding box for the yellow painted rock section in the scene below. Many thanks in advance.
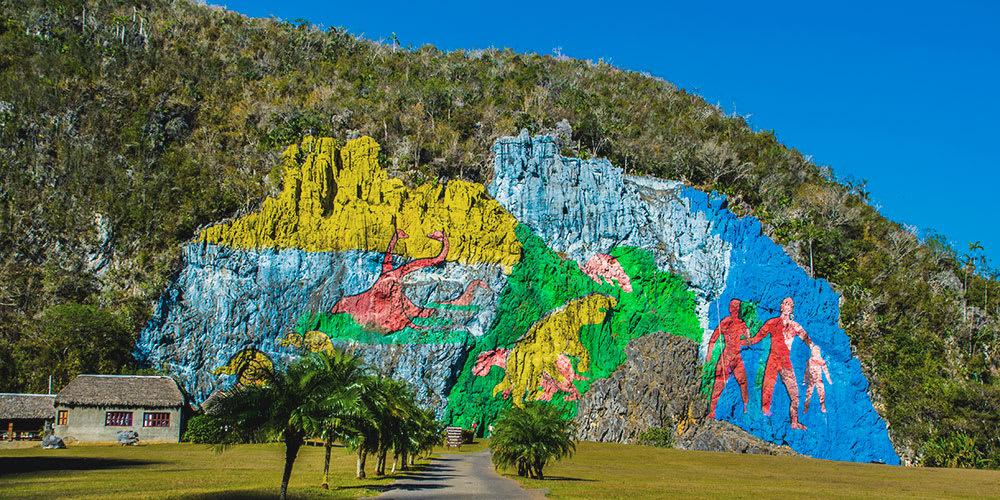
[278,330,335,356]
[211,348,274,386]
[200,136,521,268]
[493,293,618,406]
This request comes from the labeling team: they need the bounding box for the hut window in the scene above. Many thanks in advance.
[105,411,133,427]
[143,412,170,428]
[57,410,68,425]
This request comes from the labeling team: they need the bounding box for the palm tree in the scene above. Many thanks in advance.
[490,401,576,480]
[965,241,984,320]
[393,406,441,472]
[314,352,366,490]
[205,352,345,499]
[373,378,420,476]
[341,375,390,479]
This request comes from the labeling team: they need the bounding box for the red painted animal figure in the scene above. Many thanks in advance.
[706,299,751,418]
[745,297,814,430]
[330,229,487,333]
[538,354,588,401]
[473,348,509,376]
[578,254,633,292]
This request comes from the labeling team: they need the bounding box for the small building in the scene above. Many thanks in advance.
[0,393,55,440]
[54,375,186,443]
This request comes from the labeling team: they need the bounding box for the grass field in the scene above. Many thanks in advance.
[0,442,425,499]
[506,441,1000,499]
[2,440,998,499]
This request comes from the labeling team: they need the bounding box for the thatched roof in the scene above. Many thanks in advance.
[56,375,184,408]
[0,393,55,419]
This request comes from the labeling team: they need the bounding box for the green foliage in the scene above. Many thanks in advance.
[490,401,576,479]
[182,413,227,444]
[921,433,997,469]
[14,303,134,391]
[637,427,675,448]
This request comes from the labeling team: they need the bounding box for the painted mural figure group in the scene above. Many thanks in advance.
[706,297,833,430]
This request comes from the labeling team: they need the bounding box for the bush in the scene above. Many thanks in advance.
[921,433,996,469]
[183,414,226,444]
[490,401,576,479]
[637,426,675,448]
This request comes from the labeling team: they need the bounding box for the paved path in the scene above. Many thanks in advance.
[377,450,542,499]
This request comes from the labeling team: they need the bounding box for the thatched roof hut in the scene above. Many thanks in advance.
[55,375,184,409]
[0,393,55,419]
[0,393,55,440]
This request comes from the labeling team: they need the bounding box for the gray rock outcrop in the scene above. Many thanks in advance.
[575,332,793,456]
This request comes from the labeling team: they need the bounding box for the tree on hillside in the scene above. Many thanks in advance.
[14,303,133,391]
[490,401,576,480]
[965,241,984,321]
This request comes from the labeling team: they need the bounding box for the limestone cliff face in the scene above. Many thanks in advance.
[486,133,897,463]
[136,133,898,464]
[575,333,793,456]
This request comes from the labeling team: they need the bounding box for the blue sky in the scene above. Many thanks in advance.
[219,0,999,268]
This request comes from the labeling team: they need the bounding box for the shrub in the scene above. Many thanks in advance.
[182,414,226,444]
[921,433,995,469]
[490,401,576,479]
[637,426,675,448]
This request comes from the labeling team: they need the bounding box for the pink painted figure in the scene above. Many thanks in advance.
[706,299,751,418]
[803,345,833,413]
[537,354,588,401]
[330,229,488,333]
[579,254,633,292]
[745,297,814,430]
[473,348,510,376]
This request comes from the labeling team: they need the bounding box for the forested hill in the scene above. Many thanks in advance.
[1,0,996,467]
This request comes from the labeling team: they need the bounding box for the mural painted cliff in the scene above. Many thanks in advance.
[136,132,899,464]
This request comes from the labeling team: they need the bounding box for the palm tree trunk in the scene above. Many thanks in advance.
[356,447,367,479]
[280,432,304,500]
[964,268,970,320]
[534,460,544,480]
[399,450,408,471]
[321,436,333,489]
[376,445,388,475]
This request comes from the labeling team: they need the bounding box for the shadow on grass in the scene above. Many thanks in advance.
[502,473,597,483]
[541,476,597,482]
[0,456,161,477]
[180,491,278,500]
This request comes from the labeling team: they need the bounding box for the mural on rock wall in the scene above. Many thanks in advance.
[136,132,899,464]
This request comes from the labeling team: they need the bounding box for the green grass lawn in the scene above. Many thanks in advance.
[0,442,420,499]
[4,440,999,499]
[504,441,1000,499]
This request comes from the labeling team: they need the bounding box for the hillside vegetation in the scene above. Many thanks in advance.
[0,0,996,467]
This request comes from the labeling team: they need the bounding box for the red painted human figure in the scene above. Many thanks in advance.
[331,229,487,333]
[803,345,833,413]
[706,299,751,418]
[745,297,814,430]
